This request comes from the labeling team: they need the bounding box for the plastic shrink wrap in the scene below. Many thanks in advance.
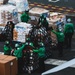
[0,4,18,26]
[13,22,32,43]
[8,0,29,12]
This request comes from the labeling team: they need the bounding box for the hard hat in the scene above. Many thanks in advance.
[7,21,11,25]
[25,42,28,46]
[15,43,19,48]
[59,28,62,32]
[26,38,31,42]
[67,18,71,22]
[40,14,44,18]
[38,42,44,47]
[25,42,34,47]
[25,9,29,13]
[26,38,30,41]
[5,41,9,45]
[29,43,34,47]
[43,16,46,20]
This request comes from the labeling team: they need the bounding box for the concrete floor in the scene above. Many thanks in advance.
[28,0,75,8]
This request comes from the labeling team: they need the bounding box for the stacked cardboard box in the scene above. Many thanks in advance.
[0,4,18,26]
[29,7,49,25]
[8,0,29,12]
[48,12,66,43]
[13,22,32,43]
[0,55,18,75]
[29,7,49,17]
[13,28,18,41]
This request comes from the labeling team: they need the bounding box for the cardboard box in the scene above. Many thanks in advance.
[29,7,49,17]
[13,22,32,42]
[0,55,8,60]
[51,32,57,43]
[4,56,18,75]
[0,55,18,75]
[0,5,18,25]
[0,60,10,75]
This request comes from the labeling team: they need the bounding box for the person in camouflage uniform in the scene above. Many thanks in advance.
[33,42,46,73]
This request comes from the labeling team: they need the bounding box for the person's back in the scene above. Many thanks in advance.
[21,10,30,23]
[41,17,49,31]
[64,18,74,48]
[64,23,74,34]
[38,14,44,25]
